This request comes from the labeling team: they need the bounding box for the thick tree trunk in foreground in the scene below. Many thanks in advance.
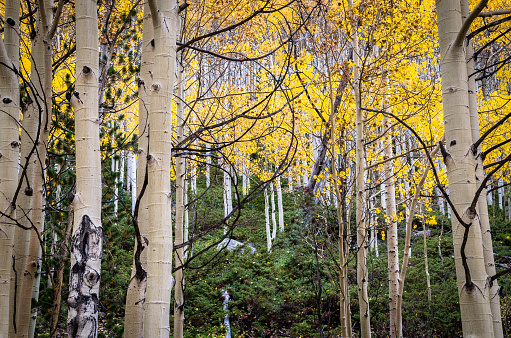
[143,1,178,336]
[462,1,503,335]
[0,0,20,335]
[124,3,153,337]
[67,1,103,336]
[436,0,494,336]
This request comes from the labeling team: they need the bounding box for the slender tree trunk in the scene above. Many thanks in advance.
[396,142,441,337]
[436,0,494,335]
[276,176,284,232]
[67,0,103,336]
[174,54,185,338]
[143,1,178,336]
[329,119,352,338]
[265,187,271,252]
[50,207,73,337]
[422,221,431,302]
[383,117,399,337]
[270,182,277,240]
[123,4,153,337]
[206,144,211,188]
[349,0,371,335]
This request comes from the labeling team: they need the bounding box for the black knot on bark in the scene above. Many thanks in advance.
[150,39,155,47]
[3,97,12,104]
[6,17,15,27]
[82,66,91,74]
[24,187,33,196]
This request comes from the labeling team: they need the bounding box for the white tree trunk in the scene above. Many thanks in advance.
[173,54,185,338]
[270,182,277,240]
[498,178,504,210]
[206,144,211,188]
[464,4,503,332]
[436,0,494,335]
[348,0,371,332]
[12,0,51,334]
[124,3,153,336]
[67,0,103,336]
[112,147,119,218]
[265,187,271,252]
[0,0,20,335]
[383,118,399,337]
[129,152,137,214]
[349,0,371,333]
[276,176,284,232]
[143,1,178,337]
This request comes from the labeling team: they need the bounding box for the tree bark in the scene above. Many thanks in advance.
[0,0,20,335]
[382,117,399,337]
[15,2,53,335]
[143,1,178,336]
[348,0,371,335]
[435,0,494,335]
[67,0,103,336]
[463,0,503,334]
[174,52,185,338]
[124,3,153,337]
[265,187,271,252]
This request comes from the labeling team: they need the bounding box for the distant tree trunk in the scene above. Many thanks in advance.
[50,206,73,337]
[67,0,103,336]
[436,0,494,335]
[422,220,431,302]
[174,54,185,338]
[143,1,178,336]
[0,0,20,335]
[124,3,153,337]
[206,144,211,187]
[265,187,271,252]
[276,176,284,232]
[383,117,399,338]
[270,182,277,240]
[396,142,441,337]
[329,108,352,338]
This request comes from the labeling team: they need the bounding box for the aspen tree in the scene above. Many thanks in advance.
[348,0,371,335]
[327,78,352,338]
[67,0,103,336]
[462,0,503,335]
[0,0,20,335]
[143,0,179,336]
[124,3,153,337]
[174,54,186,338]
[276,176,284,232]
[270,182,277,240]
[382,117,399,337]
[265,186,271,252]
[435,0,494,335]
[16,0,54,335]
